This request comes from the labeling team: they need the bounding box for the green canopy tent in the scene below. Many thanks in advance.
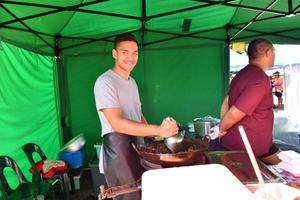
[1,0,300,190]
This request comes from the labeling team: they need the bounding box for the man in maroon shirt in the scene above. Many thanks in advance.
[219,38,280,165]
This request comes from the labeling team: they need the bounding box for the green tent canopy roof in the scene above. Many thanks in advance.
[1,0,300,54]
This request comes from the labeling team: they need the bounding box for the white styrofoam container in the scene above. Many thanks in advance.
[278,150,300,162]
[247,183,300,200]
[142,164,255,200]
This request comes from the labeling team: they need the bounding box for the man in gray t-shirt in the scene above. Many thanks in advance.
[94,33,178,200]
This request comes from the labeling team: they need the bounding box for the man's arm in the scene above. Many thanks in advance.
[101,108,178,137]
[220,96,229,119]
[219,105,246,133]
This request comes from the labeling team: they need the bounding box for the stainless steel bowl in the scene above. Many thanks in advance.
[60,134,86,152]
[164,130,185,153]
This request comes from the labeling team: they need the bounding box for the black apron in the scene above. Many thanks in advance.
[103,132,144,200]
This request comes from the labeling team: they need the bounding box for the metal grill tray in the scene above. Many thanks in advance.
[205,150,284,184]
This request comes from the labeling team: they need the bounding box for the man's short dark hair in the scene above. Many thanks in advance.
[114,33,138,49]
[273,71,280,76]
[247,38,273,60]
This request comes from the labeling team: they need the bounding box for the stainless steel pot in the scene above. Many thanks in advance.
[193,116,220,137]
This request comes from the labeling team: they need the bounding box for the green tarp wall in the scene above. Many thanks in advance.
[0,41,61,192]
[63,36,228,163]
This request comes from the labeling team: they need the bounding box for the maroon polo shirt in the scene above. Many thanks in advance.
[221,64,274,156]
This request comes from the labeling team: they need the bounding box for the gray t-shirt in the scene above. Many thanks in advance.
[94,69,142,136]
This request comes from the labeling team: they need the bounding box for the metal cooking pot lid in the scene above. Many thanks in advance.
[193,115,220,123]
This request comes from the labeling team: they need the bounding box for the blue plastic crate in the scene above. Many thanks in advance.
[58,147,85,168]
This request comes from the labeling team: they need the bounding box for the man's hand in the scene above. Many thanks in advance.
[209,125,226,140]
[157,117,179,137]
